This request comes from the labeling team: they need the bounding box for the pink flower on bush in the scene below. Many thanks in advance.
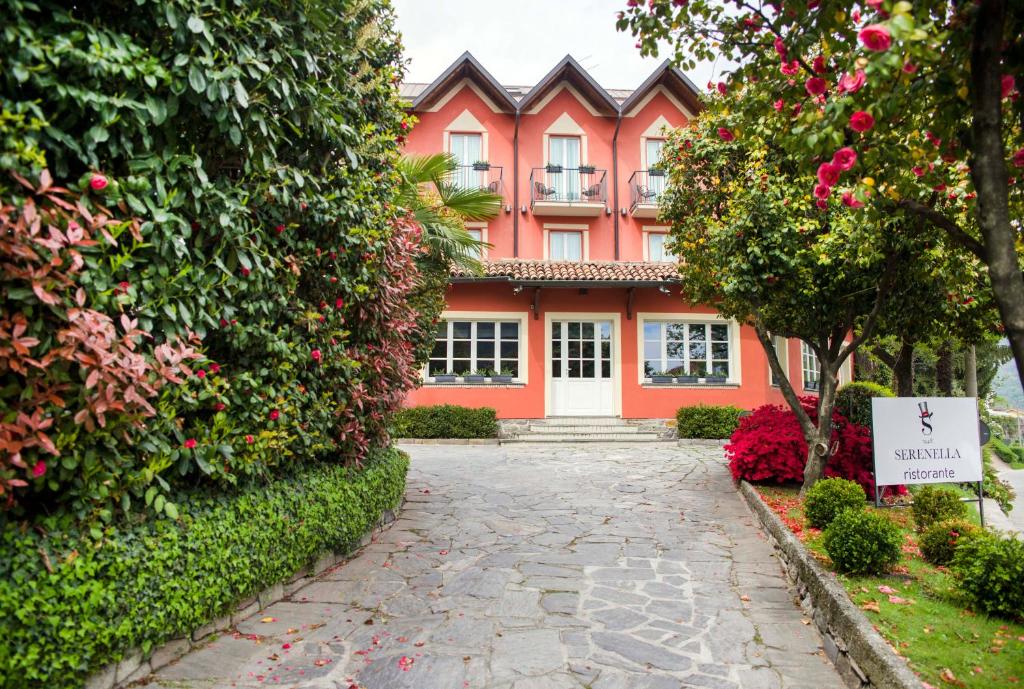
[837,70,866,94]
[245,434,255,444]
[184,438,197,449]
[849,111,875,132]
[812,55,827,74]
[89,174,108,191]
[311,348,322,362]
[816,199,828,209]
[817,162,841,186]
[275,224,286,234]
[32,461,46,478]
[866,0,883,8]
[902,62,918,74]
[773,99,784,112]
[912,166,925,177]
[241,267,251,277]
[774,37,787,60]
[335,297,344,309]
[210,363,221,373]
[781,61,799,76]
[805,77,827,96]
[1012,148,1024,168]
[1002,75,1016,99]
[196,369,206,379]
[831,147,857,171]
[269,409,280,421]
[925,130,941,147]
[717,81,727,95]
[717,127,734,142]
[814,183,832,200]
[841,191,864,208]
[117,281,130,292]
[859,24,891,52]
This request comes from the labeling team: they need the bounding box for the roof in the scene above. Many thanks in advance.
[402,52,702,116]
[451,260,680,285]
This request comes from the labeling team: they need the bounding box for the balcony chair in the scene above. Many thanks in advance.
[534,180,557,200]
[636,185,657,202]
[486,180,501,194]
[581,183,603,201]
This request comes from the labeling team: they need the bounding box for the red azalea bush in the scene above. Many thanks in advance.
[726,396,880,494]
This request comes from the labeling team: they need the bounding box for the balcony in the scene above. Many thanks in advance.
[450,164,505,200]
[628,169,667,218]
[530,167,607,216]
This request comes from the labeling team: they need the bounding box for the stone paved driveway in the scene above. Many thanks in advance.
[145,443,844,689]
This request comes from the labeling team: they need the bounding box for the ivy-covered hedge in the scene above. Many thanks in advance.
[394,405,499,439]
[0,0,440,521]
[0,447,408,689]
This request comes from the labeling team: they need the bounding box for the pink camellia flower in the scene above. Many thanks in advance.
[210,363,221,373]
[184,438,197,449]
[1011,148,1024,168]
[118,281,130,292]
[932,183,947,192]
[196,369,206,379]
[717,127,734,142]
[275,224,285,234]
[773,99,785,112]
[808,0,820,8]
[707,80,715,91]
[311,348,322,362]
[780,61,799,76]
[925,130,941,147]
[717,81,727,95]
[213,402,226,412]
[335,297,344,309]
[837,70,866,94]
[817,162,841,186]
[774,37,787,60]
[859,24,891,52]
[852,8,861,23]
[805,77,828,96]
[89,174,108,191]
[816,199,828,210]
[812,55,827,74]
[866,0,883,8]
[912,166,925,177]
[241,267,251,277]
[902,62,918,74]
[841,191,865,208]
[849,111,875,132]
[832,147,858,171]
[32,461,46,478]
[814,183,832,200]
[245,434,255,444]
[791,102,802,116]
[269,409,280,421]
[220,318,229,327]
[1002,75,1016,99]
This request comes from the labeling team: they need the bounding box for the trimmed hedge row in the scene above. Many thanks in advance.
[676,404,743,439]
[0,448,409,689]
[394,405,499,439]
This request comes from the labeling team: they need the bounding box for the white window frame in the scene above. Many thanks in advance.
[647,232,675,263]
[769,334,788,387]
[425,311,528,384]
[801,341,820,391]
[548,230,583,261]
[465,223,487,260]
[637,313,742,385]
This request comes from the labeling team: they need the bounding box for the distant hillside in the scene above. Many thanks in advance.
[993,359,1024,410]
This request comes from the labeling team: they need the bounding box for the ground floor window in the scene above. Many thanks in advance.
[643,320,731,378]
[770,334,787,387]
[801,341,819,391]
[428,319,520,378]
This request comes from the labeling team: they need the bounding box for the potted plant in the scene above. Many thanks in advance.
[705,375,727,384]
[491,367,514,383]
[545,163,563,173]
[464,369,487,383]
[676,375,699,384]
[472,160,490,171]
[648,167,665,177]
[433,370,457,383]
[578,164,596,174]
[650,371,675,384]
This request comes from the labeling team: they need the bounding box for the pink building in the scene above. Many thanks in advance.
[401,53,845,428]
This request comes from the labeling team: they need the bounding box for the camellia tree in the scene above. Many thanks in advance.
[657,101,985,490]
[619,0,1024,386]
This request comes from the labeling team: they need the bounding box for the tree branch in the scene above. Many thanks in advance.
[752,316,815,435]
[898,198,987,261]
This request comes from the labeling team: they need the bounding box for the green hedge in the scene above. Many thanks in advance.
[0,448,408,689]
[394,405,498,439]
[990,436,1024,468]
[676,404,743,439]
[834,381,894,428]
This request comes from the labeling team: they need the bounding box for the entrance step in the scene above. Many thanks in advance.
[530,416,629,426]
[503,416,667,443]
[504,432,664,443]
[527,424,641,434]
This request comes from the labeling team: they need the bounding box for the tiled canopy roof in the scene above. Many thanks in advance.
[451,261,680,284]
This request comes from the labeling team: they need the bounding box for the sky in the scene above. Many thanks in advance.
[392,0,724,91]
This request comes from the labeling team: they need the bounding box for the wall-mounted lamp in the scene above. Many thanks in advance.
[512,285,524,295]
[658,285,671,295]
[520,205,528,214]
[605,207,611,216]
[620,207,627,216]
[505,204,512,214]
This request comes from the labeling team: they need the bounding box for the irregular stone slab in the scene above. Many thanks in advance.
[492,629,564,680]
[592,631,693,671]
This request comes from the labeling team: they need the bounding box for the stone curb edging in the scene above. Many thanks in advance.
[86,507,401,689]
[396,438,501,445]
[676,438,729,447]
[738,481,923,689]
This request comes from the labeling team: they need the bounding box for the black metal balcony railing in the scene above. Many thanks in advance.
[450,165,504,198]
[529,167,608,205]
[628,169,667,212]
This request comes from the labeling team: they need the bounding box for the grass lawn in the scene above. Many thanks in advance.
[758,485,1024,689]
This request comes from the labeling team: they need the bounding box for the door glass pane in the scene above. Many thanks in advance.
[644,322,660,339]
[602,361,611,378]
[552,322,561,338]
[582,360,595,377]
[567,341,581,358]
[568,322,580,338]
[553,360,561,377]
[450,134,483,189]
[581,322,594,338]
[600,322,611,339]
[568,360,581,378]
[549,136,580,200]
[644,341,660,360]
[646,139,664,167]
[601,341,610,358]
[552,339,561,356]
[581,341,594,358]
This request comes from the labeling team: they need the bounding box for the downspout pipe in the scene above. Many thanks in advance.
[611,110,623,260]
[513,109,520,257]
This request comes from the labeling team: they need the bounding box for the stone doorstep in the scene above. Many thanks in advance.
[396,438,501,445]
[738,481,923,689]
[88,504,401,689]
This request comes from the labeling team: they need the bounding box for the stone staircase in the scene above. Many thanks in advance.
[502,417,665,443]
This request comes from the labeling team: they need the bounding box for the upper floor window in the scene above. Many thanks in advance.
[428,319,520,378]
[548,136,582,200]
[645,138,667,197]
[449,133,482,189]
[801,342,820,391]
[648,233,675,262]
[643,321,731,379]
[466,228,482,259]
[549,231,582,261]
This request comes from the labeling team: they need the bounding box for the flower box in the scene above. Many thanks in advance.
[490,375,513,383]
[463,374,486,383]
[648,168,665,177]
[472,162,491,171]
[545,164,563,173]
[650,375,675,384]
[433,374,457,383]
[676,375,699,384]
[705,376,728,384]
[578,165,596,174]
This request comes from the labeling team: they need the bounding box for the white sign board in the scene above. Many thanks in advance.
[871,397,983,486]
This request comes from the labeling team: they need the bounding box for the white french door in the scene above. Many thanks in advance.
[550,319,615,416]
[646,139,665,198]
[450,133,483,189]
[548,136,581,201]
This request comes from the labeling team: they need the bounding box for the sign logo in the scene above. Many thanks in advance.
[917,401,934,437]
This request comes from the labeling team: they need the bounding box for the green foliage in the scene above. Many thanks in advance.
[834,381,894,428]
[990,436,1024,468]
[981,445,1016,515]
[823,509,903,575]
[911,486,969,532]
[393,405,498,439]
[804,477,866,529]
[919,519,984,566]
[0,447,408,689]
[675,404,743,439]
[0,0,439,520]
[952,533,1024,621]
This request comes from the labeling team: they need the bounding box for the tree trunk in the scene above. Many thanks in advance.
[893,341,915,397]
[801,359,838,494]
[971,0,1024,388]
[965,345,978,398]
[936,344,953,396]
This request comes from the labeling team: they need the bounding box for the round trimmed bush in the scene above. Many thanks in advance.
[911,486,968,532]
[823,509,903,575]
[804,478,866,529]
[834,381,894,428]
[952,533,1024,621]
[919,519,984,566]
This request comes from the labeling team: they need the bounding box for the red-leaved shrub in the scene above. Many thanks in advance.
[726,396,880,494]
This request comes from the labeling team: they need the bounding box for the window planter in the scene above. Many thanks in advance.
[433,374,457,383]
[545,164,563,173]
[463,374,487,383]
[578,165,596,174]
[676,375,699,384]
[650,375,675,384]
[490,375,514,383]
[705,376,728,384]
[648,168,665,177]
[472,162,491,171]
